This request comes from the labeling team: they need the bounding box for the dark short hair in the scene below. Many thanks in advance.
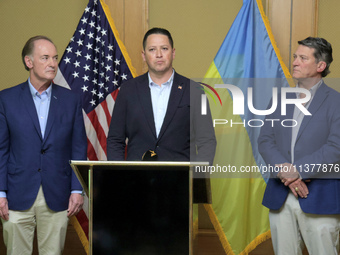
[298,37,333,77]
[142,27,173,50]
[22,35,55,71]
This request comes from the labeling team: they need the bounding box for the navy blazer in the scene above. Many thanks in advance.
[0,81,87,211]
[107,72,216,164]
[258,82,340,214]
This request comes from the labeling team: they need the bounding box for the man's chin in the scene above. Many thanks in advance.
[46,73,57,79]
[292,74,301,80]
[155,67,172,74]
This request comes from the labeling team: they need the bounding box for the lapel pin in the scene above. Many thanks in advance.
[178,85,182,90]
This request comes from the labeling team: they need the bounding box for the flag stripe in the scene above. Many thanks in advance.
[85,115,107,161]
[87,110,107,158]
[106,92,116,119]
[54,71,71,90]
[87,137,99,161]
[94,103,110,136]
[99,99,112,127]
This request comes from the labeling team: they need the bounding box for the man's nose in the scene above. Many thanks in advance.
[156,49,162,57]
[292,58,298,66]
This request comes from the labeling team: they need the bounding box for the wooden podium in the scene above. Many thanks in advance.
[70,161,207,255]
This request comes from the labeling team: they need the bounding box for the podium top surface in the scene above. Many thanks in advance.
[70,160,209,167]
[70,160,208,199]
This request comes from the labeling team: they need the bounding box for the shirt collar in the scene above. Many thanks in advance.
[28,78,52,98]
[296,79,322,99]
[148,69,175,87]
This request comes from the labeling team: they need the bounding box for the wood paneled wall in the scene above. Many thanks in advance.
[104,0,149,76]
[266,0,318,72]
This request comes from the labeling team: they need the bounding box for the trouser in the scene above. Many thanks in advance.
[1,186,69,255]
[269,192,340,255]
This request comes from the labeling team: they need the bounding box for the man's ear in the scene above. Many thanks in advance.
[24,56,33,69]
[141,50,146,62]
[317,61,326,73]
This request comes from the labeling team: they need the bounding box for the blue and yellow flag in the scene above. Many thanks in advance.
[203,0,291,253]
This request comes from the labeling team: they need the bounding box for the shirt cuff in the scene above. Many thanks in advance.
[0,191,7,198]
[71,190,82,194]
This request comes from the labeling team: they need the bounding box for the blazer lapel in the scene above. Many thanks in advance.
[295,82,328,143]
[157,73,185,141]
[43,84,58,143]
[20,82,42,140]
[136,74,157,138]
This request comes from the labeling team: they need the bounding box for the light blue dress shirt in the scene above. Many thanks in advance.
[291,79,322,164]
[148,70,174,137]
[29,78,52,138]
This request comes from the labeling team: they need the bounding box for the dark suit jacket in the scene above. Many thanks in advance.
[107,72,216,164]
[258,82,340,214]
[0,81,87,211]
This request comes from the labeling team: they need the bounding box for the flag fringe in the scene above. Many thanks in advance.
[204,204,235,255]
[239,230,271,255]
[70,215,89,255]
[256,0,294,87]
[100,0,138,78]
[204,204,271,255]
[193,218,199,241]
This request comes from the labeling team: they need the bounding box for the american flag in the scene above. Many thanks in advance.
[55,0,135,161]
[54,0,136,251]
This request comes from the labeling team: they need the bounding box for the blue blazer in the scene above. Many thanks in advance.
[107,72,216,164]
[258,82,340,214]
[0,81,87,211]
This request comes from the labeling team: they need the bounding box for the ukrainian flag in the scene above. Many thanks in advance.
[203,0,291,253]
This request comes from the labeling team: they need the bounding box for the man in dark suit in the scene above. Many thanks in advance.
[107,27,216,165]
[0,36,87,254]
[258,37,340,254]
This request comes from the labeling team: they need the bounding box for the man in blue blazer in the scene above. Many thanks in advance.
[107,28,216,197]
[0,36,87,254]
[258,37,340,254]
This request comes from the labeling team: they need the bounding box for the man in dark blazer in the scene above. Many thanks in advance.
[107,28,216,196]
[107,27,216,164]
[0,36,87,254]
[258,37,340,255]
